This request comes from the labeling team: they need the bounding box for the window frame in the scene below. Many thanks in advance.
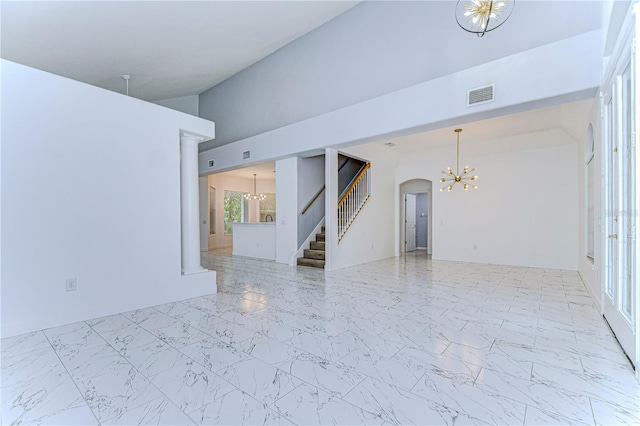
[209,186,216,235]
[585,124,595,262]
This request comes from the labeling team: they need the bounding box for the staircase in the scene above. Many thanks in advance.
[296,158,371,269]
[297,226,325,268]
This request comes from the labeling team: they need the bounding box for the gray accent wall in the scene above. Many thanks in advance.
[297,155,325,248]
[198,1,601,149]
[338,154,365,197]
[154,95,199,116]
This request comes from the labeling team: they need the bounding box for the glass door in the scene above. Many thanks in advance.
[603,47,637,369]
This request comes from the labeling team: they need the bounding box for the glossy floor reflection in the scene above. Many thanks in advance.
[2,251,638,425]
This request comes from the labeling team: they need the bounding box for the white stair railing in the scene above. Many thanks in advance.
[338,163,371,242]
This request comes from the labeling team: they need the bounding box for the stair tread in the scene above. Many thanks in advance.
[310,241,325,250]
[303,249,325,260]
[297,258,325,268]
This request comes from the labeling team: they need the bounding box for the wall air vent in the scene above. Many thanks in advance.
[208,160,214,168]
[243,151,250,160]
[467,84,495,107]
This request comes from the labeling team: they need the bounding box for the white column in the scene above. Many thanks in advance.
[324,148,338,271]
[181,131,208,275]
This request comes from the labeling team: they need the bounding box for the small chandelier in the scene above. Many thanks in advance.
[455,0,515,37]
[245,174,266,200]
[440,128,478,192]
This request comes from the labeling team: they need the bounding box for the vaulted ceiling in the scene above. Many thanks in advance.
[1,1,358,101]
[2,1,603,105]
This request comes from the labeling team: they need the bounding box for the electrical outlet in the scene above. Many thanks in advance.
[66,278,77,292]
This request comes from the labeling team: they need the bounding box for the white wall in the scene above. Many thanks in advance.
[206,174,275,250]
[326,145,399,270]
[275,157,298,264]
[579,0,635,304]
[396,129,579,270]
[577,105,602,304]
[1,60,216,337]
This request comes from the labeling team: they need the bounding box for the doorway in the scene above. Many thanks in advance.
[404,193,430,253]
[399,179,432,256]
[405,194,417,252]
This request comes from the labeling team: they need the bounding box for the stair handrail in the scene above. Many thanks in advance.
[301,185,325,215]
[337,163,371,242]
[338,163,371,208]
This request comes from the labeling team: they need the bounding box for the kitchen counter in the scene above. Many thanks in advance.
[232,222,276,260]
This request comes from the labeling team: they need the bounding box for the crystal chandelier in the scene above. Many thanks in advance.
[245,174,266,200]
[440,129,478,192]
[455,0,515,37]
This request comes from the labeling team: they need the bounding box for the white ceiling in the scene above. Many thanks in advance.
[377,99,595,154]
[1,1,358,101]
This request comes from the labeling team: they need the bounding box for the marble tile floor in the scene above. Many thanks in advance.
[2,251,639,425]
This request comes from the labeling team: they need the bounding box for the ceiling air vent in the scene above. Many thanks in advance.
[467,84,495,107]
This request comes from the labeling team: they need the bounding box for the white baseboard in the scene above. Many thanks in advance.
[578,269,602,312]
